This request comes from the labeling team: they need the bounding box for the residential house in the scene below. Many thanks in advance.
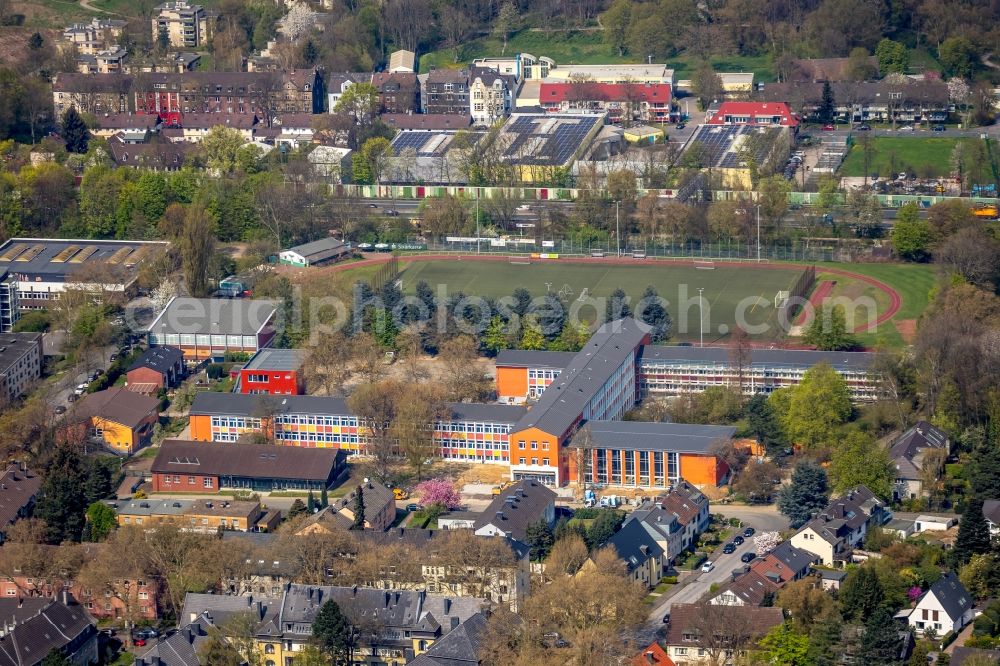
[151,439,342,493]
[62,18,126,54]
[0,333,43,404]
[709,570,779,607]
[889,421,950,501]
[407,612,491,666]
[326,72,371,111]
[469,67,516,126]
[905,572,974,637]
[52,72,133,116]
[62,386,160,454]
[277,238,351,269]
[424,69,471,116]
[711,541,815,606]
[90,113,161,140]
[626,502,687,566]
[107,135,191,170]
[152,0,211,48]
[663,603,784,664]
[373,72,420,115]
[473,480,556,542]
[818,569,848,591]
[296,479,396,532]
[632,643,676,666]
[167,113,258,142]
[0,465,41,543]
[757,80,949,125]
[984,500,1000,538]
[146,296,278,360]
[235,348,306,395]
[77,47,127,74]
[659,482,711,551]
[126,346,184,393]
[109,498,280,533]
[134,613,214,666]
[132,70,321,118]
[789,486,890,566]
[269,113,317,148]
[598,518,665,588]
[539,81,672,125]
[706,101,798,128]
[0,598,98,666]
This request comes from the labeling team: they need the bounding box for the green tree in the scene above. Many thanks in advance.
[585,510,623,549]
[891,203,932,261]
[692,61,724,110]
[953,498,992,566]
[968,441,1000,499]
[606,287,631,321]
[777,462,829,528]
[744,394,788,455]
[525,519,555,561]
[41,650,71,666]
[759,623,811,666]
[846,47,877,81]
[829,430,894,498]
[61,107,90,154]
[774,363,851,450]
[354,136,393,185]
[482,315,512,355]
[519,316,547,350]
[818,81,835,124]
[939,36,979,78]
[841,566,884,622]
[804,305,857,351]
[875,38,909,74]
[351,485,365,530]
[859,605,904,666]
[288,498,308,519]
[321,487,329,509]
[307,490,317,513]
[34,446,88,543]
[85,502,117,542]
[28,32,44,50]
[200,126,246,174]
[636,285,670,342]
[959,553,1000,600]
[602,0,632,56]
[313,600,353,664]
[807,612,843,666]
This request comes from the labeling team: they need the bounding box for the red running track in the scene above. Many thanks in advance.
[307,254,902,335]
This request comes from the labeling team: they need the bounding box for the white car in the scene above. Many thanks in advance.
[701,561,715,573]
[898,125,914,132]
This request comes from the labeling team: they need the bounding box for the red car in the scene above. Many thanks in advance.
[134,638,146,647]
[821,124,835,131]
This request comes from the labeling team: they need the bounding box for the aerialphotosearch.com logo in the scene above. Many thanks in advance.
[128,284,878,345]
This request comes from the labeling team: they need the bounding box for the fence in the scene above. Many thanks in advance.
[779,265,817,323]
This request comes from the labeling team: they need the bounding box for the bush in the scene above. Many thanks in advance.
[662,575,678,584]
[206,363,224,380]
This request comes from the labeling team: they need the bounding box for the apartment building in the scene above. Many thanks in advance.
[539,81,672,124]
[424,69,470,116]
[110,498,280,533]
[152,1,211,48]
[469,66,516,126]
[132,70,322,118]
[0,272,18,332]
[0,333,42,405]
[76,47,128,74]
[372,71,420,114]
[62,18,126,54]
[52,72,133,115]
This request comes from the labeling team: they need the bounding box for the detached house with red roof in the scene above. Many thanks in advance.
[706,101,798,128]
[539,80,672,124]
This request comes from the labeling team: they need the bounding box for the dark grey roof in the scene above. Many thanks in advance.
[152,439,340,483]
[889,420,948,465]
[0,598,96,666]
[639,345,876,371]
[242,348,306,372]
[286,237,351,263]
[798,486,887,545]
[407,612,490,666]
[129,346,183,374]
[148,297,278,337]
[952,648,1000,666]
[442,403,527,423]
[0,238,166,284]
[603,519,664,573]
[818,569,848,581]
[924,572,972,622]
[984,500,1000,526]
[473,479,555,542]
[493,349,577,369]
[137,615,213,666]
[577,421,736,453]
[190,392,350,417]
[0,333,41,376]
[179,593,277,629]
[768,541,815,574]
[512,317,650,437]
[0,465,41,530]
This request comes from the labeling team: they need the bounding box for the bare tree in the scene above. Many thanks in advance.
[728,326,753,397]
[347,380,401,483]
[686,603,763,666]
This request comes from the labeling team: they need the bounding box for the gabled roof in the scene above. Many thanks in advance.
[639,345,876,372]
[921,572,972,622]
[94,113,161,130]
[713,569,779,606]
[0,465,41,529]
[136,614,213,666]
[984,500,1000,526]
[408,612,491,666]
[632,642,675,666]
[383,114,472,130]
[73,386,159,429]
[659,481,708,526]
[178,113,257,129]
[0,598,96,666]
[889,421,949,471]
[440,402,526,424]
[759,541,816,578]
[603,519,664,573]
[285,237,350,262]
[707,101,798,127]
[473,479,555,542]
[952,647,1000,666]
[664,603,784,647]
[152,439,340,483]
[797,486,887,546]
[129,345,183,374]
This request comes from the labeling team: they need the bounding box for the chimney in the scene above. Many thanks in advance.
[443,598,451,614]
[450,616,460,630]
[61,589,69,606]
[495,512,504,521]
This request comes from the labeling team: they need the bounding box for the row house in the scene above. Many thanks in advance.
[758,80,950,124]
[625,483,711,565]
[539,81,672,124]
[709,541,815,606]
[108,498,281,533]
[52,73,133,116]
[789,485,891,566]
[372,71,421,115]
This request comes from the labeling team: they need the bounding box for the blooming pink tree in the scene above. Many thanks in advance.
[415,479,463,510]
[753,531,781,554]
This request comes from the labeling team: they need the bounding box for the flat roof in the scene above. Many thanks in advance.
[147,297,278,337]
[242,348,306,372]
[494,349,577,369]
[152,439,340,482]
[579,421,736,453]
[513,317,650,437]
[548,64,674,81]
[190,392,350,417]
[0,238,168,284]
[639,345,876,371]
[108,498,259,517]
[0,333,41,374]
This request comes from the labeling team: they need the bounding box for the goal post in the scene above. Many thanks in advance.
[775,290,790,309]
[694,260,716,270]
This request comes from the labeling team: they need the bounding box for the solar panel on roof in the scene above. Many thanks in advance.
[0,244,27,262]
[69,246,98,263]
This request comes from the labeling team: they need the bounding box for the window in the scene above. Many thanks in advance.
[675,648,688,656]
[532,458,538,465]
[519,457,525,465]
[203,478,213,488]
[530,441,537,450]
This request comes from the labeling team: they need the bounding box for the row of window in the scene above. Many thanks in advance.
[160,474,214,487]
[150,333,257,348]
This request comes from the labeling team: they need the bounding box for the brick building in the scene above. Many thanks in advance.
[235,348,306,395]
[126,346,184,393]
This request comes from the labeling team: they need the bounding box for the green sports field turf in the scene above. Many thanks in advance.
[400,260,806,342]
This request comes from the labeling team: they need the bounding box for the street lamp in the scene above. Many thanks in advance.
[698,288,706,346]
[756,204,761,262]
[615,200,621,256]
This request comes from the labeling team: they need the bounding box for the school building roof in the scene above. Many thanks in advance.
[579,421,736,453]
[190,392,350,417]
[638,345,876,371]
[152,439,340,483]
[147,297,278,337]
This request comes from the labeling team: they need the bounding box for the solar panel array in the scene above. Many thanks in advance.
[390,130,483,157]
[498,114,602,166]
[686,124,784,169]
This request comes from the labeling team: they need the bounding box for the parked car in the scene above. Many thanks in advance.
[133,638,146,647]
[662,612,671,624]
[856,124,871,131]
[743,527,755,537]
[384,209,400,217]
[134,628,158,639]
[405,503,422,512]
[733,535,744,546]
[898,125,914,131]
[676,122,686,130]
[741,552,757,563]
[821,124,835,131]
[701,561,715,573]
[109,353,118,362]
[722,543,736,554]
[54,405,66,415]
[367,203,379,208]
[932,125,945,132]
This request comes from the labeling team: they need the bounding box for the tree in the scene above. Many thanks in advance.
[61,107,90,154]
[391,391,440,481]
[692,61,724,110]
[493,2,519,56]
[354,136,393,186]
[778,462,829,528]
[606,287,631,322]
[875,39,909,75]
[745,394,788,455]
[313,600,353,665]
[841,565,884,622]
[307,490,317,513]
[288,498,308,519]
[753,531,781,555]
[180,203,216,297]
[200,126,247,174]
[778,579,836,634]
[807,611,844,666]
[351,485,365,530]
[891,203,932,261]
[525,519,555,561]
[602,0,632,56]
[818,81,835,124]
[804,305,858,351]
[636,286,670,342]
[960,553,1000,600]
[774,364,852,450]
[41,651,71,666]
[759,622,811,666]
[937,227,1000,289]
[859,605,904,666]
[954,498,992,566]
[34,446,88,543]
[414,479,462,510]
[829,430,894,498]
[546,533,589,576]
[938,36,979,79]
[85,502,116,542]
[519,317,546,350]
[846,47,877,81]
[607,169,637,204]
[733,460,780,503]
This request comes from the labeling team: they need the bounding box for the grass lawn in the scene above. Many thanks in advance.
[839,137,985,179]
[401,259,807,342]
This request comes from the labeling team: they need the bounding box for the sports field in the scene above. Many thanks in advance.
[400,259,806,342]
